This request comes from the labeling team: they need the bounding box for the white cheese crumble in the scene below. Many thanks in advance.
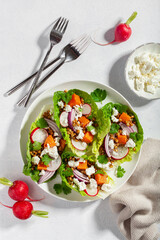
[111,115,119,123]
[108,139,115,150]
[68,160,79,168]
[125,138,136,148]
[76,129,84,140]
[55,137,60,147]
[90,128,96,135]
[31,156,40,165]
[112,107,119,116]
[58,101,64,108]
[41,144,59,159]
[101,183,112,192]
[74,105,83,119]
[64,105,72,112]
[89,178,97,189]
[73,178,86,191]
[39,170,46,176]
[128,52,160,95]
[86,166,95,176]
[96,161,114,171]
[54,132,59,137]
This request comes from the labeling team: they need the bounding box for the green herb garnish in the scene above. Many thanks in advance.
[129,132,141,143]
[41,154,52,166]
[32,141,41,151]
[36,118,48,128]
[97,155,108,164]
[117,166,126,178]
[62,181,72,195]
[113,104,128,113]
[87,125,95,131]
[110,123,120,134]
[91,88,107,102]
[63,168,73,177]
[95,170,105,175]
[54,181,72,195]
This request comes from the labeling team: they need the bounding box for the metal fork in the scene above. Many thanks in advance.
[23,17,69,107]
[17,35,91,106]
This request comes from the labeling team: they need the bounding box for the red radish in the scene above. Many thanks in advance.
[0,201,48,220]
[82,104,92,115]
[111,146,129,160]
[68,109,76,131]
[47,155,61,171]
[104,134,112,158]
[84,186,99,197]
[30,128,48,144]
[93,12,137,46]
[71,139,87,151]
[60,111,68,127]
[0,178,44,202]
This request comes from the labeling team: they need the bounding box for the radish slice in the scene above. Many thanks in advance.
[60,112,68,127]
[47,155,61,171]
[68,109,76,131]
[82,104,92,115]
[84,186,99,197]
[131,124,138,133]
[38,171,55,184]
[71,139,87,151]
[30,128,48,144]
[111,147,129,160]
[104,134,112,158]
[119,122,134,135]
[44,118,62,138]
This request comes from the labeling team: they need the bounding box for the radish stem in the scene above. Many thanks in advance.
[126,12,137,25]
[26,196,45,202]
[0,202,12,209]
[32,210,49,218]
[0,177,13,186]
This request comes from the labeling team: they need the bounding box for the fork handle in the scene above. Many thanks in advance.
[5,56,60,96]
[23,44,54,107]
[17,58,65,106]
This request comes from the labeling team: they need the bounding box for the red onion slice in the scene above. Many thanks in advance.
[73,169,90,183]
[68,109,76,132]
[119,122,134,135]
[131,124,138,133]
[104,134,112,158]
[47,155,62,171]
[38,171,55,184]
[44,118,62,138]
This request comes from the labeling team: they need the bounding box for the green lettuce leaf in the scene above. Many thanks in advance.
[53,89,98,158]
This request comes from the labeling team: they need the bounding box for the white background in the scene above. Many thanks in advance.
[0,0,160,239]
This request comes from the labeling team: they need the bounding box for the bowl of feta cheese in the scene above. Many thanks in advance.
[125,43,160,99]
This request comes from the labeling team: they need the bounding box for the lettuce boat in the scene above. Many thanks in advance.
[57,149,114,199]
[94,102,143,170]
[53,89,99,158]
[23,105,66,183]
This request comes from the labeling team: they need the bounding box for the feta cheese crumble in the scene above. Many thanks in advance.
[64,105,72,112]
[73,178,86,191]
[58,101,64,108]
[31,156,40,165]
[125,138,136,148]
[86,166,95,176]
[111,115,119,123]
[39,170,46,176]
[89,179,97,189]
[41,144,59,159]
[128,52,160,95]
[96,161,114,171]
[108,139,115,149]
[101,183,112,192]
[68,160,79,168]
[76,129,84,140]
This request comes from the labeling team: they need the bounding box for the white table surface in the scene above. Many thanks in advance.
[0,0,160,239]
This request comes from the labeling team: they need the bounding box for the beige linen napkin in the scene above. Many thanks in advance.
[109,138,160,240]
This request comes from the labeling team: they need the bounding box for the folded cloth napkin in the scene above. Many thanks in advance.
[109,138,160,240]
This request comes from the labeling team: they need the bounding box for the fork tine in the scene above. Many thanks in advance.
[76,36,91,53]
[70,34,87,46]
[52,17,62,31]
[56,17,65,31]
[61,19,69,34]
[78,38,91,54]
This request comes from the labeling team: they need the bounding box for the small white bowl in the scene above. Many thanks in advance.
[125,43,160,100]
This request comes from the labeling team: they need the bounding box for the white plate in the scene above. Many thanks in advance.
[20,80,141,202]
[125,42,160,99]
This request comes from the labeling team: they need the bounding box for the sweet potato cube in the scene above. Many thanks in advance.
[82,131,94,143]
[68,94,81,107]
[95,174,107,185]
[44,135,56,148]
[77,160,87,170]
[78,116,90,128]
[37,162,49,170]
[119,112,131,123]
[118,134,127,145]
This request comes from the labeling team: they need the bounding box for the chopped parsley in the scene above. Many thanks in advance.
[116,166,126,178]
[36,118,48,128]
[91,88,107,102]
[32,141,41,151]
[54,181,72,195]
[110,123,120,134]
[129,132,141,142]
[63,168,73,177]
[87,125,95,131]
[41,154,52,166]
[95,170,105,175]
[97,155,108,164]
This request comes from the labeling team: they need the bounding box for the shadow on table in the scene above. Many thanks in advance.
[108,54,151,108]
[94,198,125,240]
